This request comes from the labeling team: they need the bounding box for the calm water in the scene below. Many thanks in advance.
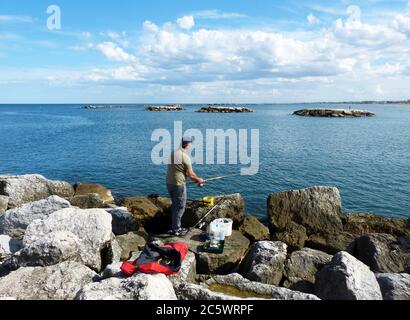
[1,104,409,220]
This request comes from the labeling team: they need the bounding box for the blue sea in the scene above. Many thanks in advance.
[1,104,409,220]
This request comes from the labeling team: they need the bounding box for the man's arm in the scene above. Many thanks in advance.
[186,168,205,185]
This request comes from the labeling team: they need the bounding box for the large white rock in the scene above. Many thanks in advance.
[315,251,383,300]
[18,231,82,267]
[0,174,74,208]
[75,273,177,300]
[239,241,287,285]
[0,261,96,300]
[376,273,410,300]
[0,196,71,238]
[23,207,112,271]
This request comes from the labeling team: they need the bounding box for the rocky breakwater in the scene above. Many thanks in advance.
[197,106,254,113]
[293,109,375,118]
[145,105,184,111]
[1,173,409,300]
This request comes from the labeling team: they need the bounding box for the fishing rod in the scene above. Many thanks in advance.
[186,173,242,186]
[192,195,228,229]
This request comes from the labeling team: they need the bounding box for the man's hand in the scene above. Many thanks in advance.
[197,178,206,187]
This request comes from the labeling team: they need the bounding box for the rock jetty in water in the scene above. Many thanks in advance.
[145,105,184,111]
[197,105,254,113]
[1,173,409,300]
[81,105,131,109]
[293,109,375,118]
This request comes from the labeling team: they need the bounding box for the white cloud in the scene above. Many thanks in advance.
[143,20,159,33]
[392,13,410,35]
[96,42,136,62]
[176,16,195,30]
[0,15,33,23]
[307,13,319,25]
[332,18,406,47]
[192,10,247,20]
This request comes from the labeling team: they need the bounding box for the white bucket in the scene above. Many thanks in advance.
[220,218,233,237]
[209,218,233,238]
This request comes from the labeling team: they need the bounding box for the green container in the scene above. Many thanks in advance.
[202,240,225,254]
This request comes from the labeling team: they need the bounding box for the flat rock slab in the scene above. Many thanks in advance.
[203,273,320,300]
[75,273,177,300]
[152,228,250,275]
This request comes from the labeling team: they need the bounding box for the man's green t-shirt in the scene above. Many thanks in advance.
[167,149,193,186]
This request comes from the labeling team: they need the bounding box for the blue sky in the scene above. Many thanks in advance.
[1,0,410,103]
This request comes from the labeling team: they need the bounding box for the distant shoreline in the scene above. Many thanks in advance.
[1,100,410,106]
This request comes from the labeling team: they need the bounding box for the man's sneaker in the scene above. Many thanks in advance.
[167,229,177,236]
[177,228,189,236]
[168,228,189,236]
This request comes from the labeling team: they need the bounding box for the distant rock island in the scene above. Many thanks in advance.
[81,105,131,109]
[197,105,254,113]
[293,109,375,118]
[145,105,184,111]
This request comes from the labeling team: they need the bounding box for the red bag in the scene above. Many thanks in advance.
[121,242,189,277]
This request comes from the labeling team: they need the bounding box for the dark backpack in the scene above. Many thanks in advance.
[121,242,189,277]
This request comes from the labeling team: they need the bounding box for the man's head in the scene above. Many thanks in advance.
[181,136,193,150]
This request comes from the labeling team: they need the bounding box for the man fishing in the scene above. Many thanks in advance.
[166,136,205,236]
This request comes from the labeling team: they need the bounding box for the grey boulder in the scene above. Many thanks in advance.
[0,261,96,300]
[105,207,139,236]
[354,233,410,273]
[284,248,332,293]
[239,241,287,286]
[0,174,74,208]
[22,207,112,271]
[315,251,382,300]
[268,186,343,235]
[0,196,71,238]
[376,273,410,300]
